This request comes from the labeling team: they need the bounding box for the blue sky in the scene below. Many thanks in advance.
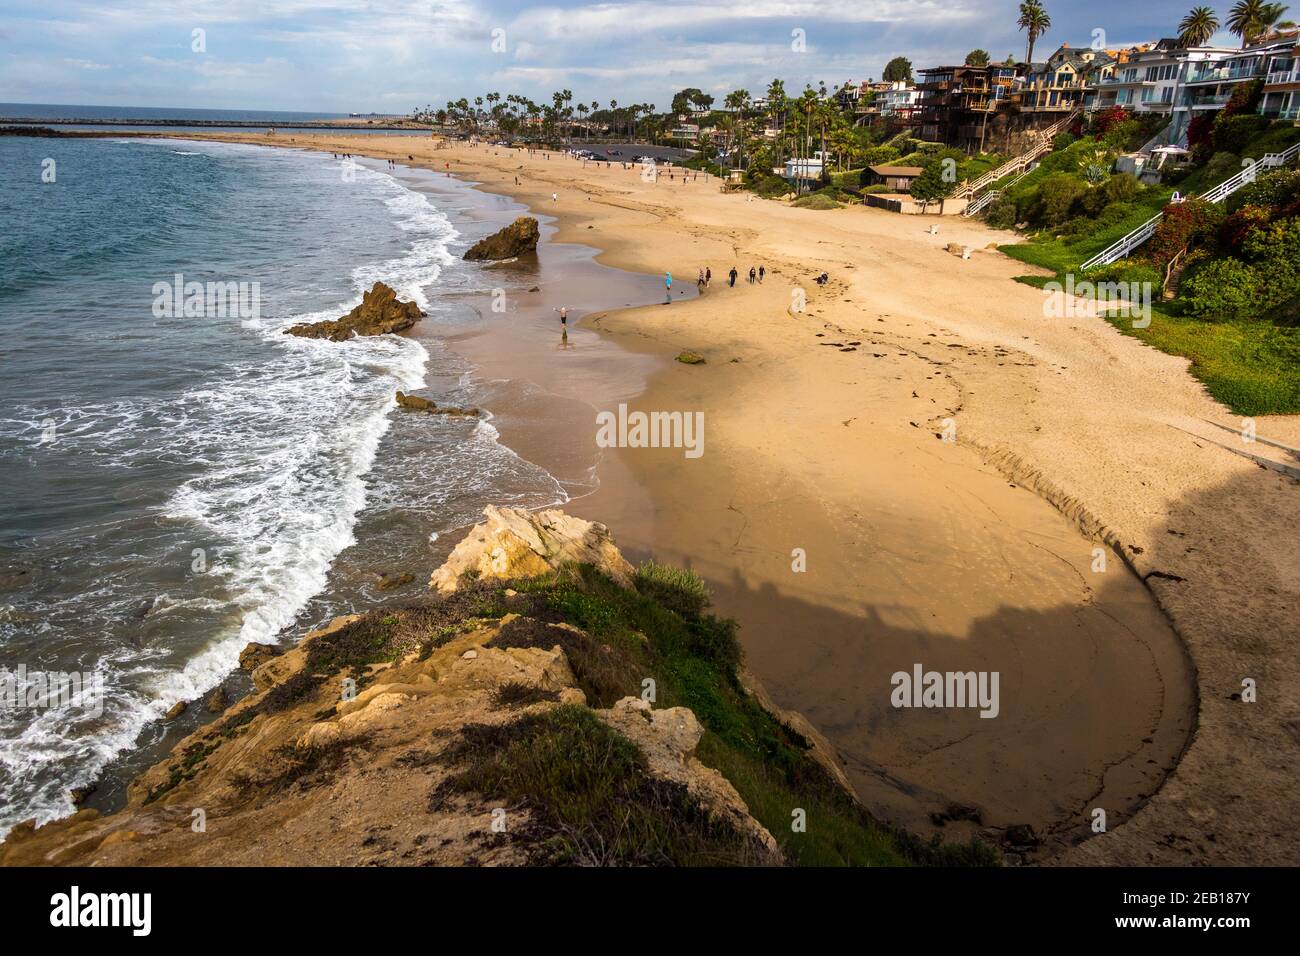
[1,1,1240,113]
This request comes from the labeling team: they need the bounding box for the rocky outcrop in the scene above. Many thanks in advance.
[0,603,774,866]
[463,217,540,261]
[429,505,635,593]
[238,642,279,671]
[596,697,779,855]
[395,391,479,417]
[285,282,424,341]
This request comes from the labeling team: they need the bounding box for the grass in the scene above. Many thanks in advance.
[435,705,770,865]
[989,120,1300,414]
[1000,194,1300,414]
[1102,307,1300,415]
[999,187,1173,275]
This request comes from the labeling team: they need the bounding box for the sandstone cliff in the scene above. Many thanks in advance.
[0,508,983,867]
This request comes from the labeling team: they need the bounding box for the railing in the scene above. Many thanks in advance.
[1081,140,1300,269]
[949,108,1079,200]
[963,189,1002,217]
[964,164,1035,216]
[1266,69,1299,85]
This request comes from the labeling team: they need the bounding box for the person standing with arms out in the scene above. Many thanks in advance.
[728,267,738,287]
[554,306,569,327]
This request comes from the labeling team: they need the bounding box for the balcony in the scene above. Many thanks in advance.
[1187,92,1233,108]
[1186,65,1263,84]
[1266,68,1300,85]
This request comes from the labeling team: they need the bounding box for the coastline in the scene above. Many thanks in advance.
[32,129,1300,864]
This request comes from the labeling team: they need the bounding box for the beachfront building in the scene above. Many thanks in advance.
[1082,33,1300,144]
[878,82,921,121]
[1260,38,1300,121]
[668,123,700,144]
[780,151,828,182]
[915,63,1020,151]
[1085,39,1237,144]
[1022,44,1111,117]
[864,164,923,190]
[1181,36,1299,130]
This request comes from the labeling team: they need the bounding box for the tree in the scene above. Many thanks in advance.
[1227,0,1289,45]
[1017,1,1052,65]
[1178,6,1221,45]
[882,57,913,83]
[671,87,706,115]
[909,159,951,213]
[965,49,990,67]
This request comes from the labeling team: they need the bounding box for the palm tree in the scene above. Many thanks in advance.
[1178,6,1221,45]
[1017,1,1052,65]
[1227,0,1288,44]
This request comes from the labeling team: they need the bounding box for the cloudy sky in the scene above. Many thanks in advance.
[2,1,1232,114]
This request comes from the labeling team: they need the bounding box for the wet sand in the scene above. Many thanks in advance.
[163,131,1298,865]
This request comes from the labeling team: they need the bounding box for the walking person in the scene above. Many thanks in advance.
[665,272,673,303]
[748,267,756,284]
[728,267,738,288]
[697,268,706,291]
[705,267,712,287]
[758,266,765,283]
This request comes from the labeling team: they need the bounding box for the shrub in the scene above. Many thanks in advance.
[1220,78,1264,120]
[860,145,902,168]
[1051,132,1076,151]
[1037,172,1088,225]
[1203,151,1242,188]
[1104,172,1140,205]
[1146,198,1224,266]
[1180,258,1265,319]
[634,561,711,618]
[1240,216,1300,289]
[792,192,842,209]
[1075,144,1113,184]
[1102,120,1141,152]
[1213,114,1269,156]
[1077,185,1109,217]
[1220,204,1273,252]
[984,194,1019,229]
[1187,114,1215,157]
[1227,168,1300,215]
[1091,106,1130,138]
[1088,260,1163,291]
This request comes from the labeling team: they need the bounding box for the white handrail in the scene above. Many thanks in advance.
[1081,141,1300,270]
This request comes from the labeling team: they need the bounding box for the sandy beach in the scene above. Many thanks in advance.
[169,130,1299,865]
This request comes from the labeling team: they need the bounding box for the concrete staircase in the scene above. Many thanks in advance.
[1081,141,1300,270]
[950,108,1080,202]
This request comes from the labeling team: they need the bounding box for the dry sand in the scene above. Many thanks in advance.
[175,131,1297,865]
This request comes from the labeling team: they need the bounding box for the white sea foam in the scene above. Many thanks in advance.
[0,153,464,836]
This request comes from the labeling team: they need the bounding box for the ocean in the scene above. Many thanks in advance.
[0,135,587,834]
[0,103,430,135]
